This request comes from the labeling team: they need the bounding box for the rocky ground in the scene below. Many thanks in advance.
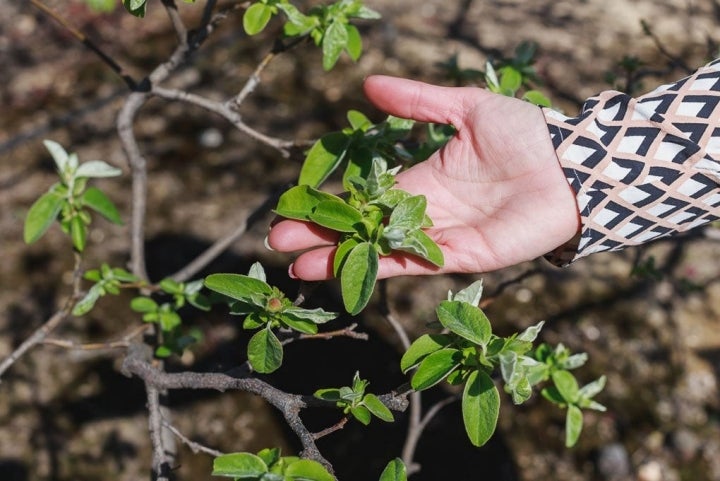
[1,1,720,480]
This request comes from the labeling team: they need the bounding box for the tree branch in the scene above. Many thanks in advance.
[0,252,83,380]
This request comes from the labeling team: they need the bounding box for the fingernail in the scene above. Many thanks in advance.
[288,263,298,280]
[263,235,274,251]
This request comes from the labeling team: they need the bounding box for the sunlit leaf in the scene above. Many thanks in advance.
[379,458,406,481]
[552,370,580,404]
[75,160,122,178]
[363,393,394,422]
[308,200,362,232]
[565,404,583,448]
[248,327,283,373]
[243,3,273,35]
[24,190,63,244]
[345,24,362,61]
[275,185,342,220]
[411,348,461,391]
[284,459,334,481]
[400,333,453,373]
[204,274,273,302]
[322,20,348,70]
[212,452,268,478]
[462,369,500,447]
[436,300,492,347]
[340,242,378,315]
[299,132,351,187]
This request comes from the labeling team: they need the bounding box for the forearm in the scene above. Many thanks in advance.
[543,58,720,265]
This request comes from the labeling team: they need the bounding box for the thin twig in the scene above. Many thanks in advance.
[640,20,693,74]
[162,419,224,457]
[0,252,83,380]
[29,0,138,89]
[404,396,459,476]
[312,417,348,440]
[379,281,423,472]
[42,324,151,351]
[151,86,298,156]
[170,186,287,282]
[147,384,171,481]
[298,323,369,341]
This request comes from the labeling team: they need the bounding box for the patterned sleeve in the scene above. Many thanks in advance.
[542,58,720,266]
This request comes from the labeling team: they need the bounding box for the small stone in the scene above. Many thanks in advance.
[596,443,631,480]
[638,461,663,481]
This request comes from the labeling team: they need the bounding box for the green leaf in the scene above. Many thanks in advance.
[243,3,273,35]
[83,0,115,7]
[283,307,337,324]
[213,452,269,478]
[24,190,64,244]
[284,459,334,481]
[346,110,372,131]
[70,214,87,252]
[345,24,362,61]
[565,404,583,448]
[462,369,500,447]
[451,280,484,306]
[313,388,342,402]
[333,237,359,276]
[158,310,181,331]
[436,300,492,347]
[308,200,362,233]
[552,370,580,404]
[204,274,273,302]
[400,333,453,373]
[72,283,103,316]
[516,320,545,342]
[379,459,406,481]
[122,0,147,17]
[362,393,394,422]
[387,195,426,231]
[349,5,381,19]
[411,348,461,391]
[499,67,523,95]
[298,132,350,188]
[248,327,283,374]
[75,160,122,178]
[523,90,551,107]
[578,375,606,400]
[256,448,281,469]
[280,315,318,335]
[350,405,372,425]
[540,385,565,405]
[340,242,378,315]
[322,20,348,70]
[248,262,267,282]
[43,140,70,174]
[275,185,342,220]
[392,230,444,267]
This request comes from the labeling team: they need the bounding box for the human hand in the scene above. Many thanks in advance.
[267,75,580,280]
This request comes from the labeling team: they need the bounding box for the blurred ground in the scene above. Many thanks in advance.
[1,1,720,480]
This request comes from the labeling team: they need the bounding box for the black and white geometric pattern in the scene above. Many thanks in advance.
[543,58,720,266]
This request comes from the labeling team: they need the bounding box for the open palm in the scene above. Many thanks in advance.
[267,75,580,280]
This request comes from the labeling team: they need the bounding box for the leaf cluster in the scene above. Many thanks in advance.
[242,0,380,70]
[213,448,333,481]
[276,158,443,314]
[131,278,210,358]
[314,372,394,425]
[24,140,123,252]
[204,263,337,373]
[401,281,605,447]
[299,110,415,188]
[73,264,139,316]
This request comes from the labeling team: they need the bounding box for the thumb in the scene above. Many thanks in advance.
[363,75,485,127]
